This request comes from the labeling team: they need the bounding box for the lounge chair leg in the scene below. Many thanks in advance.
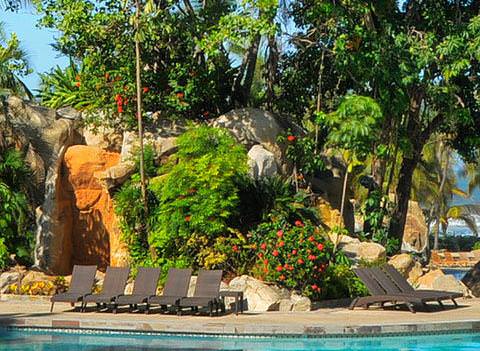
[145,303,150,314]
[50,302,54,313]
[406,303,416,313]
[349,298,358,310]
[452,298,458,307]
[438,300,445,309]
[209,302,213,317]
[113,304,118,314]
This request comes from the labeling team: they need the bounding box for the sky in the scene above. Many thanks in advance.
[0,8,68,92]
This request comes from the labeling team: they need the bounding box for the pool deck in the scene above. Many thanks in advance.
[1,295,480,336]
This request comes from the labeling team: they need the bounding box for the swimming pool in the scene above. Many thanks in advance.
[0,328,479,351]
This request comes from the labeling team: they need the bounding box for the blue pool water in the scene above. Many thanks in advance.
[0,328,479,351]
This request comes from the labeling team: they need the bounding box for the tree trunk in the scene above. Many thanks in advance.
[388,154,421,243]
[135,0,147,211]
[434,145,449,250]
[232,35,260,106]
[265,35,279,110]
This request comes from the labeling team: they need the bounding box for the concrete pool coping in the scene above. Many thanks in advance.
[1,295,480,337]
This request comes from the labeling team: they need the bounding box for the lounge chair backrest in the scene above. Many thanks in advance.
[193,269,222,297]
[370,267,403,294]
[132,267,161,295]
[382,265,415,293]
[101,267,130,295]
[163,268,192,297]
[353,268,386,295]
[68,265,97,294]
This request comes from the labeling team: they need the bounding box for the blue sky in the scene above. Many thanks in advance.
[0,8,68,91]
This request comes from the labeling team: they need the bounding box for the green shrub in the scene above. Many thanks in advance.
[251,212,333,299]
[321,263,368,299]
[0,148,34,269]
[473,241,480,251]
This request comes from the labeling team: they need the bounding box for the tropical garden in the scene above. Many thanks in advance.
[1,0,480,300]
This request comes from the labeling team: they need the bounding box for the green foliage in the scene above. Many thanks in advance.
[0,24,32,99]
[115,126,249,271]
[323,95,383,159]
[278,132,325,177]
[251,214,332,299]
[473,241,480,251]
[34,0,235,127]
[321,263,368,300]
[0,148,33,269]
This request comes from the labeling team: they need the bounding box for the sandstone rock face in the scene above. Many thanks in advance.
[417,269,465,294]
[36,145,129,274]
[338,235,386,263]
[388,254,424,284]
[402,201,428,254]
[317,199,343,230]
[462,261,480,297]
[228,275,311,312]
[247,145,278,179]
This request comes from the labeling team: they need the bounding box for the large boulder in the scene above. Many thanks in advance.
[247,145,278,178]
[388,254,424,284]
[36,145,129,274]
[338,235,386,263]
[212,108,284,152]
[402,201,428,254]
[0,96,83,207]
[417,269,465,294]
[462,261,480,297]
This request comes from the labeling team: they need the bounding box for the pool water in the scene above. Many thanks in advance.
[0,328,479,351]
[442,268,469,281]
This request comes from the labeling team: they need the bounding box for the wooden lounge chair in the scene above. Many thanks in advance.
[381,264,462,307]
[350,267,432,313]
[365,267,460,312]
[146,268,192,314]
[82,266,130,312]
[176,269,222,316]
[50,265,97,312]
[113,267,161,313]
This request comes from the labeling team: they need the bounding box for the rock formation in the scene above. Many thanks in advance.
[38,145,129,274]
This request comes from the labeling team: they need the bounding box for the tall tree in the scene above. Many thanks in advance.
[285,1,480,245]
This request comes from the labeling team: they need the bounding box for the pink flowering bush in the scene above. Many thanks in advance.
[251,213,333,299]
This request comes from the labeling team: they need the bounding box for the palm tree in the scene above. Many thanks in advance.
[441,204,480,237]
[0,1,30,11]
[0,24,32,100]
[412,136,469,249]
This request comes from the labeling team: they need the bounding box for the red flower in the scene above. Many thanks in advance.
[143,87,150,93]
[176,91,185,99]
[292,249,297,255]
[278,241,285,247]
[279,274,286,281]
[185,215,191,222]
[295,220,304,227]
[260,243,267,250]
[75,81,81,88]
[308,236,315,242]
[276,265,283,272]
[263,259,269,265]
[202,111,210,118]
[317,243,324,251]
[105,72,110,80]
[297,258,304,264]
[311,284,318,291]
[258,252,263,258]
[232,245,239,252]
[287,135,296,142]
[276,230,283,238]
[272,250,279,257]
[114,94,122,102]
[263,267,269,273]
[308,254,317,261]
[117,105,123,113]
[75,74,81,81]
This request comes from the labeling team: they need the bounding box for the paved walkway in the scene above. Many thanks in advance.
[1,295,480,336]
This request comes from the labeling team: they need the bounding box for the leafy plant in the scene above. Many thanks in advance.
[321,263,368,299]
[251,212,332,299]
[0,148,33,269]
